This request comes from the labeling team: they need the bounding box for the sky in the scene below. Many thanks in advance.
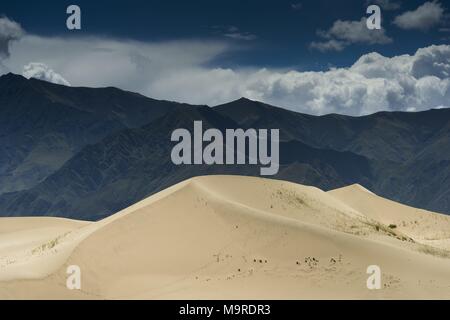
[0,0,449,115]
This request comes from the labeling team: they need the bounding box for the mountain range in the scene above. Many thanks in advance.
[0,73,448,220]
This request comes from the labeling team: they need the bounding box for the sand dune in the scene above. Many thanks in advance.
[1,175,450,299]
[329,184,450,250]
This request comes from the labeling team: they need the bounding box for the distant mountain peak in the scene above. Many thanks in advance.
[236,97,255,102]
[0,72,27,82]
[233,96,267,105]
[217,96,273,110]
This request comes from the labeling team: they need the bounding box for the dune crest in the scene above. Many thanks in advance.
[1,175,450,299]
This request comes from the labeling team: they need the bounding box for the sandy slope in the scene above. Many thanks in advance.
[329,184,450,250]
[1,176,450,299]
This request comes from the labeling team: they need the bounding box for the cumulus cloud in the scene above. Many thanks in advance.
[366,0,401,11]
[410,45,450,78]
[22,62,71,86]
[146,45,450,115]
[0,16,23,59]
[394,1,445,31]
[199,47,442,115]
[0,32,449,116]
[310,18,392,52]
[309,39,346,52]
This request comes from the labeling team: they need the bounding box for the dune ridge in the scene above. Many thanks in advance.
[1,175,450,299]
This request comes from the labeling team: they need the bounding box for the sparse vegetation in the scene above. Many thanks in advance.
[418,245,450,259]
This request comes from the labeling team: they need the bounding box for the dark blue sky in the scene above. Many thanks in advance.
[1,0,448,70]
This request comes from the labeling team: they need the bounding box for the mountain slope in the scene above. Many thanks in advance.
[0,106,373,220]
[217,98,450,213]
[0,78,448,218]
[0,73,187,194]
[216,98,450,162]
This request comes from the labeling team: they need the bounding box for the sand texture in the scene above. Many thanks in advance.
[1,175,450,299]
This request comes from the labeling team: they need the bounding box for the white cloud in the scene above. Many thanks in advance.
[0,28,449,116]
[23,62,71,86]
[0,16,24,59]
[311,18,392,52]
[4,35,229,96]
[309,39,346,52]
[394,1,445,31]
[252,45,450,114]
[322,18,392,44]
[149,45,450,115]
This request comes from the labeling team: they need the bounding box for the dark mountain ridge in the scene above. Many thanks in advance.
[0,74,448,219]
[0,105,375,220]
[0,73,190,194]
